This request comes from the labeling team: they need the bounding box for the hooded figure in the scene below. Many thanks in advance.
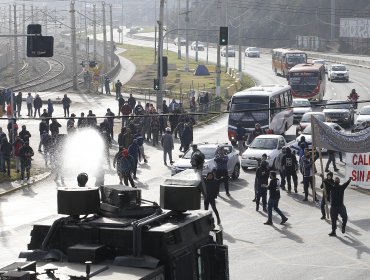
[255,159,270,211]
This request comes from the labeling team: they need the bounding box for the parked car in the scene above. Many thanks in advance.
[221,46,235,57]
[191,41,205,51]
[244,47,260,57]
[174,37,186,46]
[296,111,326,136]
[328,64,349,82]
[291,122,345,153]
[292,98,312,123]
[323,99,355,127]
[312,59,327,73]
[355,105,370,126]
[171,143,240,179]
[241,135,286,171]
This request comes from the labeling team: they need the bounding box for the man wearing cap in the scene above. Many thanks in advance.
[161,127,174,165]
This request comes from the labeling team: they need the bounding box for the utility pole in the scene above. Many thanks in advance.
[157,0,165,113]
[70,1,78,90]
[102,2,108,74]
[330,0,336,40]
[225,0,229,70]
[154,0,157,64]
[177,0,181,59]
[238,0,242,74]
[31,5,34,23]
[22,4,26,60]
[216,0,221,97]
[185,0,189,72]
[45,6,48,35]
[14,4,19,84]
[9,5,12,62]
[109,4,114,68]
[84,1,88,59]
[93,4,97,62]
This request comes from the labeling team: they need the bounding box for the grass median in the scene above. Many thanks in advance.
[118,43,254,96]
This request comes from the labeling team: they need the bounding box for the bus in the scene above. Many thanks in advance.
[272,48,307,77]
[288,63,326,102]
[228,85,293,144]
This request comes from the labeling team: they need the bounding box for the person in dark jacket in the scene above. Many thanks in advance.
[1,138,12,176]
[128,94,136,110]
[282,147,298,193]
[134,101,144,116]
[33,94,42,117]
[118,149,135,188]
[134,132,147,163]
[236,123,247,155]
[202,172,221,225]
[181,123,193,152]
[320,171,334,220]
[128,139,140,179]
[40,109,50,125]
[87,110,97,127]
[47,99,54,117]
[161,127,174,165]
[264,171,288,225]
[255,160,270,211]
[15,92,22,117]
[300,151,318,201]
[62,94,72,117]
[77,112,88,128]
[19,141,34,183]
[49,119,62,138]
[38,119,49,152]
[105,108,115,139]
[326,177,351,236]
[115,80,122,100]
[19,125,31,142]
[214,147,230,197]
[325,150,339,172]
[247,123,265,145]
[118,96,125,116]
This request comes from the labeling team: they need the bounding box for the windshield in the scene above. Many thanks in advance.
[313,60,325,65]
[331,65,346,71]
[250,138,278,150]
[293,100,311,107]
[248,47,258,51]
[290,76,319,86]
[326,102,349,109]
[183,147,215,160]
[360,107,370,115]
[286,53,306,64]
[301,113,325,122]
[230,96,269,122]
[302,126,312,135]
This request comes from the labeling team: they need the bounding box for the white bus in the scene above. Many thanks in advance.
[228,85,293,144]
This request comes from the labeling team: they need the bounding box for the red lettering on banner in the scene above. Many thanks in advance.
[352,170,357,180]
[367,171,370,182]
[353,155,358,165]
[358,155,364,165]
[354,170,365,182]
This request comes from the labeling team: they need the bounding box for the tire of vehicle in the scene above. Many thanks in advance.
[232,164,240,180]
[242,166,249,172]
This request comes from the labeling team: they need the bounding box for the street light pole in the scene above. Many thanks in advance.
[109,4,114,68]
[216,0,221,97]
[22,4,25,60]
[70,1,78,90]
[102,2,108,74]
[177,0,181,59]
[184,0,189,72]
[157,0,165,113]
[14,4,19,85]
[93,4,97,62]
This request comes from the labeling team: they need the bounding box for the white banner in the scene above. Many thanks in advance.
[340,18,370,39]
[345,153,370,188]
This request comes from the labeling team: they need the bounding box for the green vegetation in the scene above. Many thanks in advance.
[118,43,253,95]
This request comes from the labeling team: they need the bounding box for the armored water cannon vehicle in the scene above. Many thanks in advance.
[0,169,229,280]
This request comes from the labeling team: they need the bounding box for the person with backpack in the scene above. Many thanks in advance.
[282,147,298,193]
[214,147,230,197]
[255,160,270,211]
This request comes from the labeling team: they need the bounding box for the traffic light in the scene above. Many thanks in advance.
[219,26,228,46]
[154,79,160,91]
[27,24,54,57]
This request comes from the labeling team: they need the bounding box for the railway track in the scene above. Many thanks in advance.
[12,57,65,92]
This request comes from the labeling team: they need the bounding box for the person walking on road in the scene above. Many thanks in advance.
[300,151,318,201]
[1,138,12,176]
[264,171,288,226]
[253,154,268,202]
[282,147,298,193]
[325,150,339,172]
[327,177,352,236]
[256,160,270,211]
[19,125,31,143]
[247,123,265,145]
[128,139,140,179]
[47,99,54,118]
[191,144,205,171]
[116,148,136,188]
[62,94,72,117]
[115,80,122,100]
[104,76,111,95]
[161,127,174,166]
[202,172,221,225]
[275,146,287,191]
[15,92,22,117]
[19,141,34,184]
[105,108,115,140]
[214,147,230,197]
[320,171,334,220]
[236,123,247,155]
[128,94,136,111]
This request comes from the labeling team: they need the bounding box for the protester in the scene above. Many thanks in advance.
[104,76,111,94]
[19,125,31,142]
[26,92,33,117]
[253,154,268,202]
[105,108,115,140]
[49,119,62,138]
[256,159,270,211]
[62,94,72,117]
[67,113,76,134]
[117,148,135,188]
[191,144,205,171]
[13,135,23,173]
[247,123,265,145]
[275,146,286,191]
[236,123,247,155]
[282,147,298,193]
[214,147,230,197]
[134,131,147,163]
[15,92,22,117]
[38,119,49,152]
[87,110,97,127]
[264,171,288,226]
[19,141,34,183]
[128,94,136,110]
[202,172,221,225]
[300,150,318,201]
[320,171,334,220]
[325,150,339,172]
[128,139,140,179]
[47,99,54,117]
[115,80,122,100]
[161,127,174,166]
[1,138,12,176]
[33,94,42,118]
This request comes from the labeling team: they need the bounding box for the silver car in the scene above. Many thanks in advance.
[245,47,260,58]
[221,46,235,57]
[171,143,240,179]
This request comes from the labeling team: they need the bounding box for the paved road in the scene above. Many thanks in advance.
[1,31,370,280]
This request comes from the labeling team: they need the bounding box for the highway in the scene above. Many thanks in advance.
[1,31,370,279]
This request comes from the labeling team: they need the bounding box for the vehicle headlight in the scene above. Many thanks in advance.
[242,154,247,159]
